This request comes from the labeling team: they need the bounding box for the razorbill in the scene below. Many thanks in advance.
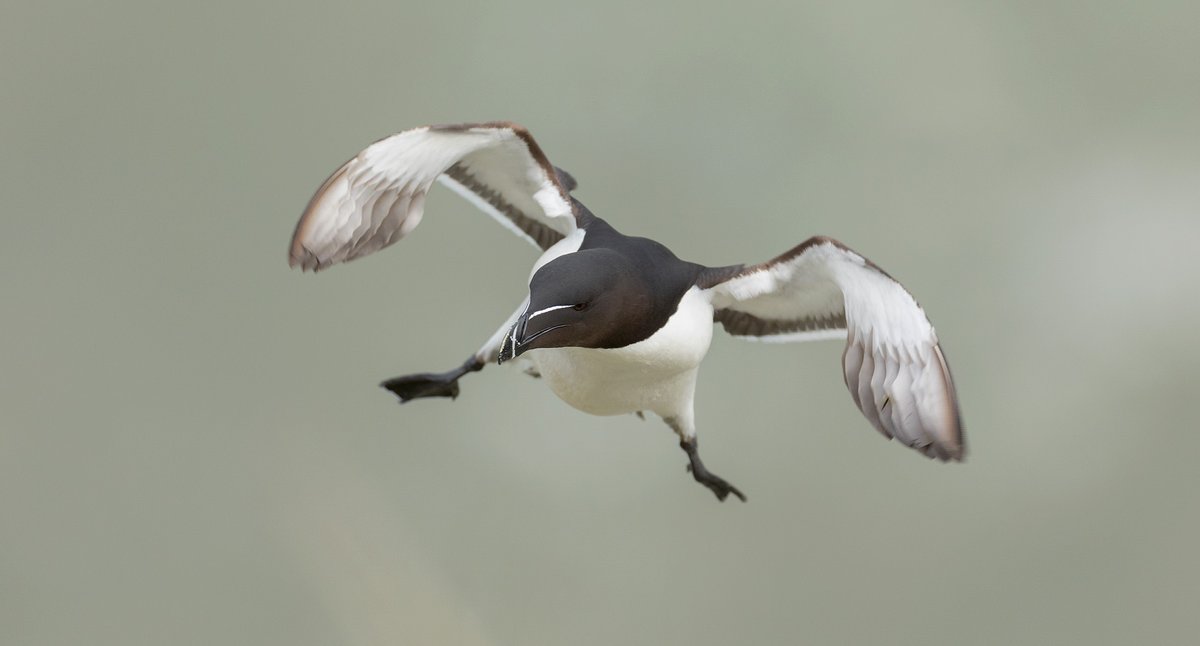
[288,121,964,501]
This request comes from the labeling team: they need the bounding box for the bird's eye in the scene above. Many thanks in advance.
[573,302,587,311]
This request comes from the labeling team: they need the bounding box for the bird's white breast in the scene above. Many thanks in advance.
[529,287,714,418]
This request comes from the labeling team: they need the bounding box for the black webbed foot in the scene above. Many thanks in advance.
[681,438,747,502]
[381,372,461,401]
[380,356,483,403]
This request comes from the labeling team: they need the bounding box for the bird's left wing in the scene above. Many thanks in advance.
[289,122,578,271]
[701,236,964,461]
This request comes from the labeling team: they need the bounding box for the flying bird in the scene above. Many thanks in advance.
[288,122,964,501]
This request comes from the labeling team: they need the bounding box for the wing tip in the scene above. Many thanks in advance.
[931,342,966,462]
[287,222,316,272]
[850,337,966,463]
[922,439,966,463]
[288,157,354,273]
[287,240,326,273]
[906,342,965,463]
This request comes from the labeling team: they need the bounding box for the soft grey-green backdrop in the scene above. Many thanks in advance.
[4,2,1198,644]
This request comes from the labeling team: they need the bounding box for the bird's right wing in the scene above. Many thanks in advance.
[289,122,580,271]
[701,236,964,461]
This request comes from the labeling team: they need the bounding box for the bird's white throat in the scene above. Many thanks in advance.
[529,287,714,418]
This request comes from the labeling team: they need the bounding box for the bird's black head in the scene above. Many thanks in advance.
[497,249,650,363]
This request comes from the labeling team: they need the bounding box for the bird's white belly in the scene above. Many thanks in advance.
[529,287,713,417]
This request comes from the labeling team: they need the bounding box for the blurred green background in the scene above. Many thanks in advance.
[4,1,1199,644]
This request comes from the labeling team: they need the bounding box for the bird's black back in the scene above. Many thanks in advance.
[572,203,707,348]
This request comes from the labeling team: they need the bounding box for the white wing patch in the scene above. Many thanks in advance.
[290,122,576,271]
[705,236,964,461]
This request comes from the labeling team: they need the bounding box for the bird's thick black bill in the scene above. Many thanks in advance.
[496,313,567,364]
[497,319,521,364]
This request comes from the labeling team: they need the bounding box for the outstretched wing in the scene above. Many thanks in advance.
[702,236,964,461]
[289,122,579,271]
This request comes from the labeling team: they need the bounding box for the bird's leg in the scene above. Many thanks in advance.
[380,355,484,403]
[680,438,747,502]
[663,416,747,502]
[382,298,529,404]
